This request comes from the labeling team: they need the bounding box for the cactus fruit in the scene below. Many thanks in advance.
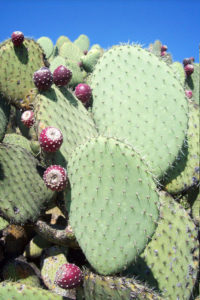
[43,165,68,191]
[11,31,24,46]
[55,263,83,289]
[185,90,193,99]
[53,65,72,86]
[161,45,167,52]
[183,58,194,66]
[39,126,63,153]
[184,64,194,76]
[75,83,92,104]
[33,67,53,91]
[21,110,35,128]
[185,63,199,105]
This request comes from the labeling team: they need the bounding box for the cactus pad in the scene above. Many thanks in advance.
[90,44,188,177]
[0,143,55,224]
[0,97,10,141]
[0,38,47,108]
[68,136,160,275]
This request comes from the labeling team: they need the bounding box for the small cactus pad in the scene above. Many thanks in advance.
[24,234,52,259]
[0,281,68,300]
[90,45,188,177]
[0,97,10,141]
[74,34,90,52]
[0,143,55,224]
[81,48,102,73]
[37,36,54,59]
[59,41,83,63]
[78,269,163,300]
[0,216,9,231]
[3,133,32,153]
[0,38,47,108]
[127,191,199,300]
[163,101,199,193]
[68,136,160,275]
[34,85,97,167]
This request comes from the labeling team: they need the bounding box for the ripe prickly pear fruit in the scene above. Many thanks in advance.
[161,45,167,52]
[184,64,194,76]
[75,83,92,104]
[53,65,72,87]
[161,51,166,56]
[185,90,193,99]
[11,31,24,46]
[33,67,53,91]
[21,110,35,128]
[54,263,83,289]
[83,50,88,55]
[39,126,63,152]
[43,165,67,191]
[183,58,193,66]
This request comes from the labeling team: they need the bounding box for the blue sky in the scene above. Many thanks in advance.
[1,0,199,62]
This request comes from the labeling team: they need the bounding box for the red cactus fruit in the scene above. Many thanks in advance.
[161,51,166,56]
[11,31,24,46]
[183,58,193,66]
[53,65,72,87]
[75,83,92,104]
[161,45,167,52]
[189,57,195,62]
[54,263,83,289]
[83,50,88,55]
[185,90,193,99]
[184,64,194,76]
[33,67,53,91]
[43,165,67,191]
[21,110,35,128]
[39,127,63,152]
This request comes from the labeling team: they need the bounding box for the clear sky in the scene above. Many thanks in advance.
[1,0,199,62]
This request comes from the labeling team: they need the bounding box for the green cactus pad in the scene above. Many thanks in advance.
[81,49,102,73]
[56,35,71,50]
[78,268,163,300]
[126,191,199,300]
[34,85,97,167]
[171,62,185,86]
[40,246,76,299]
[68,136,160,275]
[59,41,83,63]
[37,36,54,59]
[74,34,90,52]
[90,44,188,177]
[0,96,10,141]
[3,133,32,153]
[185,63,200,105]
[163,101,199,193]
[3,259,41,287]
[0,281,70,300]
[0,38,47,109]
[24,234,52,259]
[0,143,55,224]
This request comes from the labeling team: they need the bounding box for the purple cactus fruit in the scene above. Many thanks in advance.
[43,165,67,191]
[33,67,53,91]
[189,56,195,62]
[184,64,194,76]
[39,126,63,152]
[185,90,193,99]
[21,110,35,128]
[161,45,168,52]
[53,65,72,87]
[11,31,24,46]
[83,50,88,55]
[183,58,193,66]
[161,51,166,57]
[74,83,92,104]
[55,263,83,289]
[77,61,83,68]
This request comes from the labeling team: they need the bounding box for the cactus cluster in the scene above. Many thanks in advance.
[0,31,199,300]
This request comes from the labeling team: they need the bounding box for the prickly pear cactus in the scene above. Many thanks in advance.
[125,191,199,300]
[0,143,55,224]
[0,38,48,108]
[90,44,188,177]
[0,96,10,141]
[68,136,160,275]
